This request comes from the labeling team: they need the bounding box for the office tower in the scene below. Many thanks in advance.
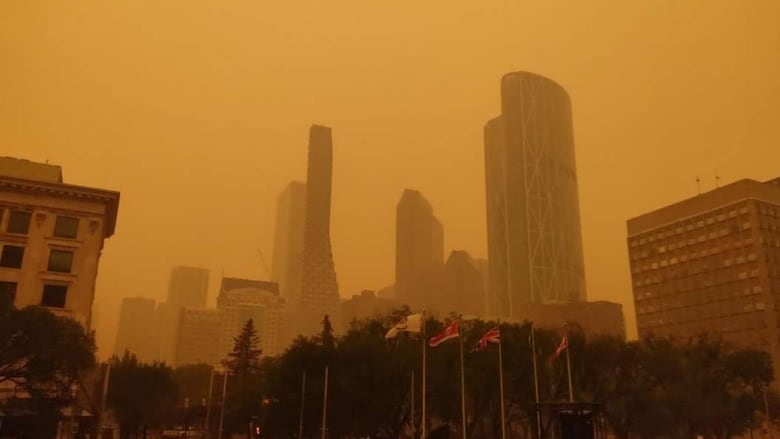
[271,181,306,301]
[297,125,341,336]
[395,189,444,309]
[0,157,120,330]
[217,277,285,356]
[341,290,397,330]
[167,266,210,309]
[484,72,587,318]
[114,297,157,362]
[627,177,780,375]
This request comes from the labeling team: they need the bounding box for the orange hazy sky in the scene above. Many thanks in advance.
[2,1,779,358]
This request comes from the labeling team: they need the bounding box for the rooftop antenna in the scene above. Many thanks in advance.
[714,170,721,189]
[696,177,701,195]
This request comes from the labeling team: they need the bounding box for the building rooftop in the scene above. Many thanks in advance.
[220,277,279,295]
[627,178,780,236]
[0,157,63,183]
[0,157,120,237]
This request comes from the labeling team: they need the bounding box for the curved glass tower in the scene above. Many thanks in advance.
[485,72,587,317]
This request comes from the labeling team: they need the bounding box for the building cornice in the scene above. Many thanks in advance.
[0,176,120,237]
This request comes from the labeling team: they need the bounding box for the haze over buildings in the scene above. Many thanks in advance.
[485,72,587,318]
[114,297,157,362]
[271,181,306,302]
[628,177,780,377]
[395,189,444,308]
[3,2,779,354]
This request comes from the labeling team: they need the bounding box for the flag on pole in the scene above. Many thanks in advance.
[472,327,500,353]
[429,321,460,347]
[385,314,423,339]
[550,335,568,361]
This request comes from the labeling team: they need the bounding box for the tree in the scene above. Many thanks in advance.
[321,314,335,350]
[226,318,262,378]
[0,302,96,420]
[107,352,178,439]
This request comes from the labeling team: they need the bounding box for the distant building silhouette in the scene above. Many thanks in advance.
[395,189,444,308]
[484,72,587,318]
[296,125,341,336]
[167,266,209,309]
[271,181,306,303]
[340,290,397,330]
[157,266,210,365]
[628,177,780,376]
[114,297,157,362]
[0,157,119,330]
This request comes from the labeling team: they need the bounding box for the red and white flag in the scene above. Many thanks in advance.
[429,321,460,347]
[550,335,568,361]
[472,327,500,353]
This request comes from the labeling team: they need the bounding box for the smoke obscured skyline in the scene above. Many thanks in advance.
[2,1,779,357]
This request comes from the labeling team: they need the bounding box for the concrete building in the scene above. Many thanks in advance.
[175,308,226,366]
[114,297,157,362]
[271,181,306,302]
[395,189,444,309]
[173,277,287,365]
[484,72,587,318]
[627,177,780,372]
[297,125,341,336]
[167,266,209,309]
[341,290,397,330]
[218,277,286,357]
[0,157,119,330]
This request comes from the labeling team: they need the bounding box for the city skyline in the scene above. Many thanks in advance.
[2,2,778,358]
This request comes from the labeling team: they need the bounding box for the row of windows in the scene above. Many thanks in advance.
[0,244,74,273]
[633,249,759,275]
[635,280,763,301]
[631,227,754,262]
[629,204,752,248]
[0,209,80,239]
[0,281,68,308]
[638,303,766,329]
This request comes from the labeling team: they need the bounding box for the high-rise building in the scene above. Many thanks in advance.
[484,72,587,318]
[627,177,780,373]
[395,189,444,309]
[271,181,306,301]
[114,297,157,362]
[0,157,120,330]
[167,266,210,309]
[340,290,397,330]
[297,125,341,336]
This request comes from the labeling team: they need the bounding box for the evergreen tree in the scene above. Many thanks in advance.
[226,318,262,377]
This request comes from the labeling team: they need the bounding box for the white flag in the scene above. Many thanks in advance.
[385,314,423,339]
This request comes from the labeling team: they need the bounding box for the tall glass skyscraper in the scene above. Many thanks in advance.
[485,72,587,318]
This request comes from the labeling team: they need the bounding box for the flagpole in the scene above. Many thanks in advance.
[565,342,574,403]
[421,311,427,439]
[497,322,506,439]
[410,370,415,436]
[204,366,214,439]
[321,366,329,439]
[299,371,306,439]
[459,328,467,439]
[530,324,542,439]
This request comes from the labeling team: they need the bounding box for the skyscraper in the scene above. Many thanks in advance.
[297,125,340,336]
[485,72,587,317]
[271,181,306,302]
[114,297,157,362]
[627,177,780,377]
[395,189,444,308]
[167,266,210,309]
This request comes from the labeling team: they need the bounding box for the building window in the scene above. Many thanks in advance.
[47,250,74,273]
[0,245,24,268]
[41,285,67,308]
[7,211,32,235]
[54,216,79,239]
[0,281,16,305]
